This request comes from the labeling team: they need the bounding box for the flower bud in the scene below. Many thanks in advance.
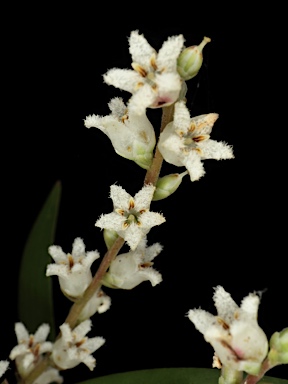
[177,36,211,80]
[268,327,288,365]
[153,171,188,201]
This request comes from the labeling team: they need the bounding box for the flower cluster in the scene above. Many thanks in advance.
[4,28,285,384]
[8,321,104,383]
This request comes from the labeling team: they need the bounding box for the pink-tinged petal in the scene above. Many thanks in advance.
[152,73,181,107]
[128,84,156,115]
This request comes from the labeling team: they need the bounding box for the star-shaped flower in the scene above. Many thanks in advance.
[95,184,165,250]
[102,237,163,289]
[158,101,234,181]
[51,319,105,371]
[9,323,53,378]
[188,286,268,375]
[104,30,185,115]
[84,97,156,169]
[46,237,100,300]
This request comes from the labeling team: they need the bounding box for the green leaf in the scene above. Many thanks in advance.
[18,181,61,340]
[74,368,288,384]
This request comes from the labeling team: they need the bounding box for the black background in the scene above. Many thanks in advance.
[2,6,287,383]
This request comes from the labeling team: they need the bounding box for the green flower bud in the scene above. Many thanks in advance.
[268,328,288,365]
[177,36,211,80]
[103,229,119,249]
[153,171,188,201]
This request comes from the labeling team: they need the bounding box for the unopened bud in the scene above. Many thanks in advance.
[153,171,188,201]
[268,328,288,365]
[103,229,119,249]
[177,36,211,80]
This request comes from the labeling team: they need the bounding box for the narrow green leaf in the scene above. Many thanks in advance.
[75,368,288,384]
[18,181,61,340]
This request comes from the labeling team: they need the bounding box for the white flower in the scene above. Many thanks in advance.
[78,288,111,322]
[0,360,9,379]
[84,97,156,169]
[51,319,105,371]
[102,237,163,289]
[95,184,166,250]
[33,368,63,384]
[104,30,185,114]
[188,286,269,375]
[9,323,52,378]
[46,237,100,300]
[158,101,234,181]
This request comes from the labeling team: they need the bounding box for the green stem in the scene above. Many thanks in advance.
[144,104,175,186]
[242,359,275,384]
[219,366,243,384]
